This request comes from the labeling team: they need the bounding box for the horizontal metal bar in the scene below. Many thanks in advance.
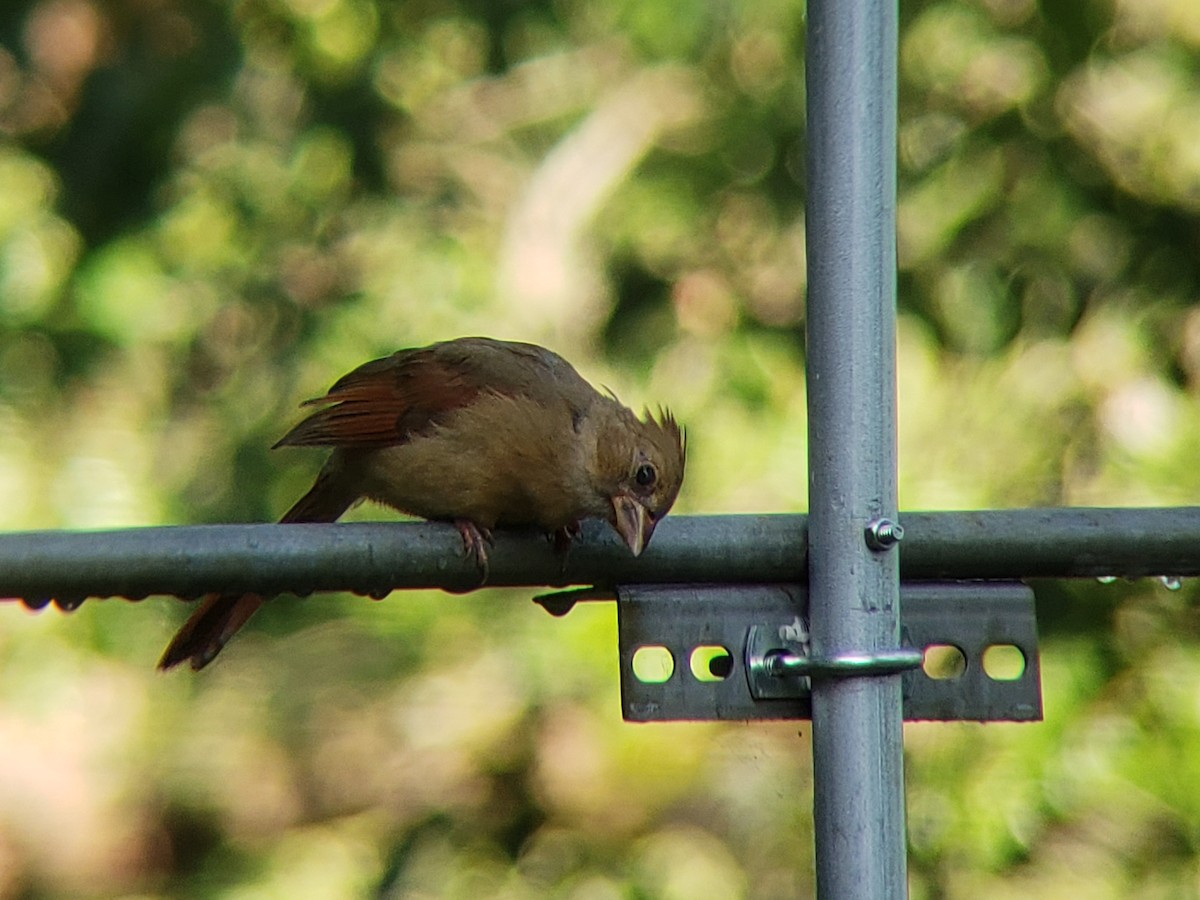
[0,516,801,603]
[900,507,1200,579]
[0,507,1196,603]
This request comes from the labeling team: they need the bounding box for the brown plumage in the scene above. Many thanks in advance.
[159,337,685,671]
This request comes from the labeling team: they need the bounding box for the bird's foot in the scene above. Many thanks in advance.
[455,519,493,583]
[551,520,582,555]
[549,520,582,576]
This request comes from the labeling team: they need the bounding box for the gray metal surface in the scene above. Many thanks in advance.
[898,582,1041,721]
[804,0,905,895]
[0,516,803,604]
[617,584,807,721]
[899,507,1200,578]
[1,509,1198,605]
[615,583,1041,722]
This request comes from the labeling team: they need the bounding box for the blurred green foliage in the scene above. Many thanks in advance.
[1,0,1200,896]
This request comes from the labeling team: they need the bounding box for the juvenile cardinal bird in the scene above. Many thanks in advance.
[159,337,685,671]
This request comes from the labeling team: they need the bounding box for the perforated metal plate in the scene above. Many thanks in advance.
[615,582,1042,722]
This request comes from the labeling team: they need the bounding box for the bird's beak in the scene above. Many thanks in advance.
[611,493,655,557]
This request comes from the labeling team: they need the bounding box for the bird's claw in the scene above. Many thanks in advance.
[550,520,582,574]
[455,519,493,584]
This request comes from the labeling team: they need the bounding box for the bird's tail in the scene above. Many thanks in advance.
[158,465,359,671]
[156,592,266,672]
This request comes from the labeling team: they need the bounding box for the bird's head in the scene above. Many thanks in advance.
[592,405,686,556]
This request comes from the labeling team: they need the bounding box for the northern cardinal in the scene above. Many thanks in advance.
[159,337,685,671]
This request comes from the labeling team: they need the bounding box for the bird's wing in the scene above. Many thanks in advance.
[273,338,597,449]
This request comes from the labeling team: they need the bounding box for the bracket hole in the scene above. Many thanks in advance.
[923,644,967,680]
[690,645,733,682]
[982,644,1025,681]
[631,646,675,683]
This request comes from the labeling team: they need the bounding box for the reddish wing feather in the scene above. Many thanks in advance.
[271,338,600,450]
[272,350,485,449]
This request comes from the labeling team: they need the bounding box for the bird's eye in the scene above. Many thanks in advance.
[635,463,657,488]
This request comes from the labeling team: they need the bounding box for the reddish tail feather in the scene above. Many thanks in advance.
[158,467,358,671]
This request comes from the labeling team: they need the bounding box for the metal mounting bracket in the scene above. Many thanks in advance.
[607,582,1041,722]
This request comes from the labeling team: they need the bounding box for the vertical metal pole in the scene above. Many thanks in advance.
[804,1,905,898]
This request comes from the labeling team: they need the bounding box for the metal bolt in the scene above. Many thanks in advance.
[865,518,904,551]
[758,646,925,679]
